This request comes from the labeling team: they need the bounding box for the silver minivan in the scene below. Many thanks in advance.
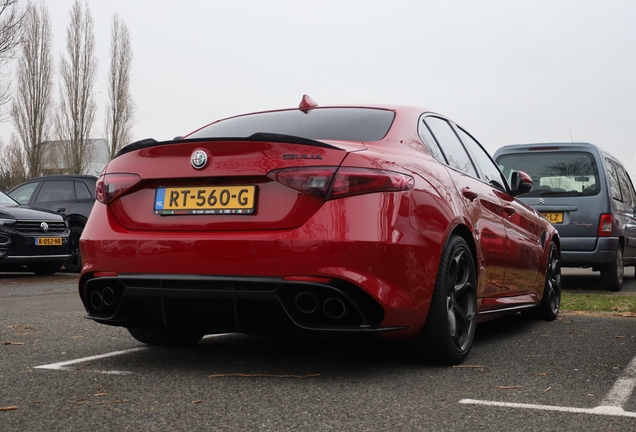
[494,142,636,291]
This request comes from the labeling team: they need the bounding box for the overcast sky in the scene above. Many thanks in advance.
[5,0,636,176]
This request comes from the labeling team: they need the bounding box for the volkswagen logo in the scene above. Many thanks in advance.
[191,149,209,170]
[40,222,49,232]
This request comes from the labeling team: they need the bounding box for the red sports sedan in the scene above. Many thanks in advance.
[79,96,561,365]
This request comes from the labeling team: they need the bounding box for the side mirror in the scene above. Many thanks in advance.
[510,171,533,196]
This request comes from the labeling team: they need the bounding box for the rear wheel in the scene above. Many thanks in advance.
[63,226,83,273]
[409,235,477,365]
[601,246,623,292]
[28,262,63,276]
[524,242,561,321]
[127,327,204,347]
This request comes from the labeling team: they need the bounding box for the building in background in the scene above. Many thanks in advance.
[41,139,110,177]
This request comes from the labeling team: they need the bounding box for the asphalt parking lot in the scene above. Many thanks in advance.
[1,270,635,431]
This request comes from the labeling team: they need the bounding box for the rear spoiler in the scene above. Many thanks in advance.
[115,133,345,158]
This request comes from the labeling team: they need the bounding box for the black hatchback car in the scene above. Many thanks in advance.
[494,142,636,291]
[0,190,71,275]
[8,175,97,272]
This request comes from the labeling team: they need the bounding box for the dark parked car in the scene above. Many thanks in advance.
[79,97,561,365]
[494,142,636,291]
[0,190,71,275]
[9,175,97,273]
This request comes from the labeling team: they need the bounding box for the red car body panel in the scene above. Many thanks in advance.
[79,103,559,343]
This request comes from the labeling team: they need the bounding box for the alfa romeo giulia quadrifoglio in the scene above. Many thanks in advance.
[78,96,561,365]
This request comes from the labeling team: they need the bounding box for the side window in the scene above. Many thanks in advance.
[418,118,446,162]
[456,126,507,189]
[424,116,477,177]
[9,182,38,204]
[35,180,76,203]
[75,181,91,200]
[616,164,636,207]
[605,159,622,201]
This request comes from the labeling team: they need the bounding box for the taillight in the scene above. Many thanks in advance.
[330,167,414,199]
[267,167,338,199]
[268,166,414,200]
[96,173,141,204]
[598,213,613,237]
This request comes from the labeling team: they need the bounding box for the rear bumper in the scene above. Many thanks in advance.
[81,274,408,334]
[560,237,619,267]
[79,197,442,338]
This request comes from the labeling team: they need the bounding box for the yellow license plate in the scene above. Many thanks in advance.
[36,237,62,246]
[541,212,563,224]
[154,185,256,215]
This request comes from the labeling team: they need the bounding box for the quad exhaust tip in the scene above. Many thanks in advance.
[295,292,317,314]
[89,286,117,311]
[294,292,347,320]
[323,297,346,319]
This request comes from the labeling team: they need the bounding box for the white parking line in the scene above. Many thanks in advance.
[33,334,230,375]
[34,347,147,375]
[460,354,636,418]
[459,399,636,418]
[599,355,636,408]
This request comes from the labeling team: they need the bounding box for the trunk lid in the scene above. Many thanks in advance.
[105,138,361,231]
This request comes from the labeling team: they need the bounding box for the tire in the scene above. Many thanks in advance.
[28,261,63,276]
[524,242,561,321]
[601,246,623,292]
[63,226,83,273]
[127,327,204,347]
[409,235,477,365]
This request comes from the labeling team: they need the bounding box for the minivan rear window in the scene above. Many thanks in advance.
[186,108,395,142]
[496,152,600,197]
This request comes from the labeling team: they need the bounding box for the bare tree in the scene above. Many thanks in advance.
[0,136,27,191]
[0,0,25,121]
[56,0,96,175]
[105,14,134,159]
[11,1,53,178]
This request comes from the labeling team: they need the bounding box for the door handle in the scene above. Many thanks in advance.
[462,188,478,202]
[504,205,516,217]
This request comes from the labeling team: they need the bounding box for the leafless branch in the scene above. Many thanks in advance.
[11,0,54,177]
[0,0,27,120]
[56,0,96,174]
[105,13,134,159]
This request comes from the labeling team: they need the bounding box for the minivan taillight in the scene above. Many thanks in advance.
[598,213,613,237]
[267,167,414,200]
[96,174,141,204]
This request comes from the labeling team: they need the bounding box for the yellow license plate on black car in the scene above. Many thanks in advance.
[154,185,256,215]
[36,237,62,246]
[541,212,563,224]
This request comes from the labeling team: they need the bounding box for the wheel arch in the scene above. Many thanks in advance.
[448,223,478,279]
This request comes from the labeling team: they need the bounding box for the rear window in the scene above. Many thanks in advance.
[186,107,395,142]
[496,152,600,197]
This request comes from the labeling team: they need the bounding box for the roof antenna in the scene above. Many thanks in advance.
[569,130,574,142]
[299,94,318,113]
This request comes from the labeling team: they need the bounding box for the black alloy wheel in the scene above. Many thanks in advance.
[412,235,477,365]
[536,241,561,321]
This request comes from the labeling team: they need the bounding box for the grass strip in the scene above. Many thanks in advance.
[561,292,636,313]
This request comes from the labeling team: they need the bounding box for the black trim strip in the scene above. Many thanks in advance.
[115,133,344,158]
